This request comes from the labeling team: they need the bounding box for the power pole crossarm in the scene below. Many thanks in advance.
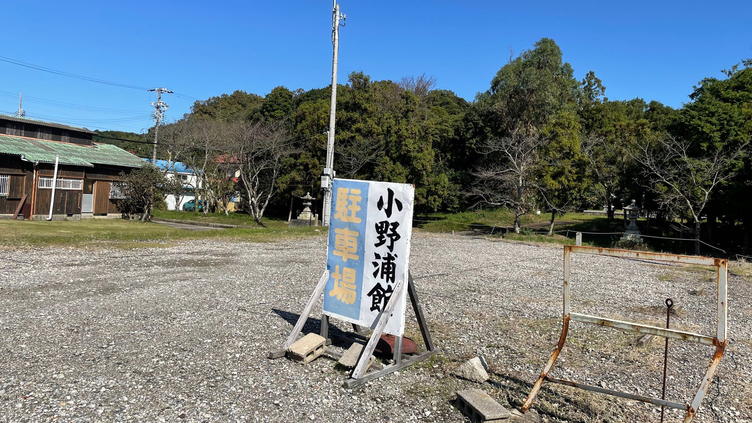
[321,0,345,227]
[149,87,173,164]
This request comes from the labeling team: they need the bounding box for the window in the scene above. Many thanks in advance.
[0,175,8,196]
[109,182,126,199]
[38,177,83,190]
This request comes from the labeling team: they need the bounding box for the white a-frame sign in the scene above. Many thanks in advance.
[270,178,437,387]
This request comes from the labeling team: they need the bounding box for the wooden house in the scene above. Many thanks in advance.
[0,115,143,220]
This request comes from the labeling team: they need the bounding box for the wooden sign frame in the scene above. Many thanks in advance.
[270,270,437,388]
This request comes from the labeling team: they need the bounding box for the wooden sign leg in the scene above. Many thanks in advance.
[320,314,330,343]
[343,271,439,388]
[351,278,406,380]
[268,270,330,359]
[408,271,434,351]
[393,335,403,365]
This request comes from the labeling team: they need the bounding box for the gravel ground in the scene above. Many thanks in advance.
[1,232,750,423]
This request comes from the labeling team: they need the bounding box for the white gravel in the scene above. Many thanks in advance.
[1,232,750,422]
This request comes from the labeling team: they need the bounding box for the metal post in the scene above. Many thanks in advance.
[152,119,160,164]
[322,1,344,227]
[46,155,59,221]
[661,298,674,423]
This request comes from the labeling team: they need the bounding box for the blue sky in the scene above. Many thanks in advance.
[1,0,750,133]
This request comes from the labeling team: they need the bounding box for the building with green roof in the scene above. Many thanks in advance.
[0,114,143,220]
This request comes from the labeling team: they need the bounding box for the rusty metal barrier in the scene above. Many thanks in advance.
[521,246,728,422]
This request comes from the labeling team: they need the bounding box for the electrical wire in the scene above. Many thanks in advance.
[23,112,153,125]
[0,55,199,101]
[93,135,152,144]
[0,90,148,114]
[0,56,150,91]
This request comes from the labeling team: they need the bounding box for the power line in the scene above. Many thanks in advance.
[93,135,153,145]
[0,55,150,91]
[23,112,153,125]
[0,55,199,100]
[0,90,148,114]
[172,92,199,101]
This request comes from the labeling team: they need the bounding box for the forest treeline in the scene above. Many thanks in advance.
[95,38,751,254]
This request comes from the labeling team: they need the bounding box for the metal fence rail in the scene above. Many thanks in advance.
[520,245,728,423]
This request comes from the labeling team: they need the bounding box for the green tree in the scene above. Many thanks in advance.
[669,61,752,251]
[581,99,652,219]
[537,111,586,235]
[190,90,264,122]
[94,130,151,157]
[480,38,580,136]
[473,38,581,229]
[261,86,296,124]
[118,164,167,221]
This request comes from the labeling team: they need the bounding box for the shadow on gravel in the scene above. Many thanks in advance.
[487,370,614,422]
[271,308,357,348]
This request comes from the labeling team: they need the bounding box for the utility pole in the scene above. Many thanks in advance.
[149,87,173,164]
[16,93,25,117]
[321,0,345,227]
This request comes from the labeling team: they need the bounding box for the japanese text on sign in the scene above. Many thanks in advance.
[323,179,414,335]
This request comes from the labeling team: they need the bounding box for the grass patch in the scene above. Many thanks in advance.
[730,261,752,281]
[151,210,286,228]
[0,218,323,249]
[421,208,544,231]
[419,207,745,256]
[657,272,678,282]
[413,352,452,370]
[501,233,574,245]
[657,264,718,285]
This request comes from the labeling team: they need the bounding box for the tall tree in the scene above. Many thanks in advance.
[261,86,296,124]
[537,111,586,235]
[581,99,651,219]
[670,61,752,250]
[230,121,294,223]
[481,38,579,136]
[118,165,167,221]
[179,118,230,214]
[190,90,264,122]
[634,135,748,254]
[473,38,580,228]
[472,132,545,233]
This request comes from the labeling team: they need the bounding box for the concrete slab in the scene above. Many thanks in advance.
[452,356,490,383]
[338,343,376,369]
[456,389,511,421]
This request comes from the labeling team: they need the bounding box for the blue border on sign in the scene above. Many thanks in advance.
[323,179,369,321]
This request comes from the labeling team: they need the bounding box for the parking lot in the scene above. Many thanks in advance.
[1,233,750,422]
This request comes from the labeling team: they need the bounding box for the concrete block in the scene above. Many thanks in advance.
[287,333,326,364]
[338,343,376,369]
[509,408,541,422]
[456,389,511,422]
[452,356,490,383]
